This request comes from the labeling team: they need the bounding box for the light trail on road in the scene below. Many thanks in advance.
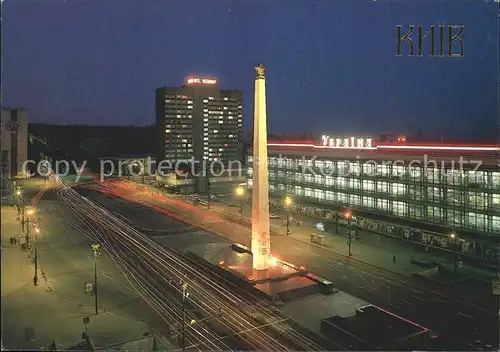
[100,178,499,351]
[50,176,328,351]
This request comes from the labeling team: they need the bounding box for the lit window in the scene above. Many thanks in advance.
[209,149,213,152]
[229,134,233,138]
[223,97,228,101]
[203,109,208,112]
[219,121,223,124]
[204,137,208,141]
[204,146,208,150]
[182,139,187,143]
[209,96,214,100]
[213,130,218,133]
[187,100,193,104]
[203,118,208,122]
[176,115,181,118]
[219,148,223,152]
[203,99,208,103]
[223,106,228,110]
[187,106,193,109]
[238,106,242,109]
[238,123,242,127]
[166,129,171,133]
[228,116,233,119]
[165,99,171,103]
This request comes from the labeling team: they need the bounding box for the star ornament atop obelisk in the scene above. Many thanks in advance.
[255,64,265,78]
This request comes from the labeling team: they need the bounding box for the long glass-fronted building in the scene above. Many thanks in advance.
[246,135,500,264]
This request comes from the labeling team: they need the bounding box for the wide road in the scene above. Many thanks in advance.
[47,178,329,351]
[82,180,498,352]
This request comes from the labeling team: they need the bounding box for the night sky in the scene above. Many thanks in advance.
[3,1,498,142]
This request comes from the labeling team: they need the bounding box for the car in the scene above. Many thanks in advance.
[269,213,281,219]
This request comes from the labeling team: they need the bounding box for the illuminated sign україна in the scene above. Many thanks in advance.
[321,135,374,149]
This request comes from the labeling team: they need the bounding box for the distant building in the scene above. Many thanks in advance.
[155,76,244,192]
[246,134,500,265]
[1,108,28,186]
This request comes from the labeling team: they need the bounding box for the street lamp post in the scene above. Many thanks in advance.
[450,232,458,274]
[334,212,339,234]
[20,202,25,232]
[33,227,40,286]
[345,210,353,256]
[91,243,100,315]
[16,188,22,211]
[24,208,35,247]
[180,277,189,351]
[285,196,292,236]
[235,186,244,215]
[141,160,145,184]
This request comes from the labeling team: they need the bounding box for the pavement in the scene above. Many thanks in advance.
[83,180,498,351]
[211,200,497,282]
[1,203,175,351]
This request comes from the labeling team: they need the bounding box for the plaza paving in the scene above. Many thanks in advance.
[1,205,174,351]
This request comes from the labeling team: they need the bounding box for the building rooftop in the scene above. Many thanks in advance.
[321,304,429,350]
[246,139,500,167]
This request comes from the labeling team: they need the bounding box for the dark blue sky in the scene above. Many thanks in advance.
[3,1,498,141]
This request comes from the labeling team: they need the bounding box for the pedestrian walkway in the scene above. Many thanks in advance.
[195,201,497,282]
[1,205,175,351]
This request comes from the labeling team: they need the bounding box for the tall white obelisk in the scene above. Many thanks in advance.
[251,64,270,271]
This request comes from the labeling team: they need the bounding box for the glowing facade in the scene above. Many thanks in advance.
[155,78,243,168]
[251,64,271,270]
[247,140,500,263]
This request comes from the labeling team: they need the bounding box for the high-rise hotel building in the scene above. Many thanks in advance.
[155,76,244,192]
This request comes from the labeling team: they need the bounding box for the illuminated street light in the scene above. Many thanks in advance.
[235,187,244,215]
[235,186,244,196]
[180,276,189,351]
[21,207,36,247]
[450,232,460,274]
[91,243,100,315]
[284,196,293,236]
[345,209,353,256]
